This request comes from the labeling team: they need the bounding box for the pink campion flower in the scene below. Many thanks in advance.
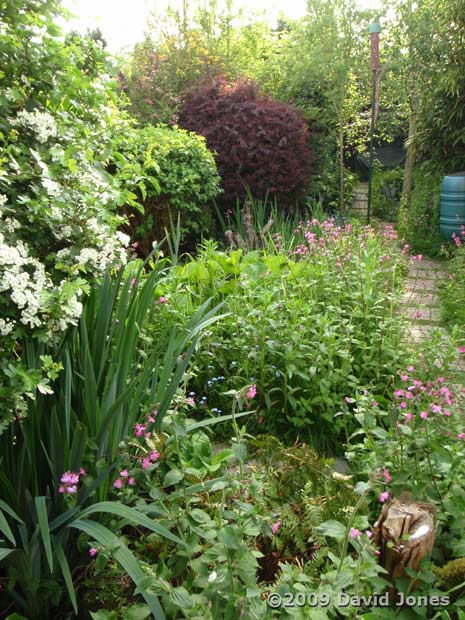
[457,433,465,440]
[400,402,407,409]
[128,477,135,486]
[379,491,390,503]
[79,468,87,477]
[402,244,410,255]
[420,411,429,420]
[147,415,156,423]
[405,412,413,424]
[459,347,465,354]
[61,471,80,485]
[149,450,160,462]
[437,377,445,383]
[272,521,281,535]
[372,400,378,407]
[407,365,415,372]
[89,548,97,557]
[158,296,168,304]
[134,423,147,437]
[59,470,82,494]
[394,389,404,398]
[444,409,451,417]
[130,278,137,286]
[247,384,257,399]
[142,458,151,470]
[366,530,373,539]
[187,397,195,406]
[383,467,392,483]
[400,375,409,381]
[145,432,151,440]
[119,470,129,478]
[350,527,362,539]
[405,392,413,400]
[431,404,442,414]
[113,479,123,489]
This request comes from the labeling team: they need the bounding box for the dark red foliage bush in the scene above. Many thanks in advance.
[178,78,313,208]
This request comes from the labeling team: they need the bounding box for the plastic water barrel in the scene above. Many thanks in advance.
[440,172,465,239]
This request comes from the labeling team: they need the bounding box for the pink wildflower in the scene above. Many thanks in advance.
[142,458,151,470]
[400,375,409,381]
[119,470,129,478]
[366,530,373,539]
[247,384,257,399]
[128,477,135,486]
[89,548,97,557]
[113,479,123,489]
[149,450,160,462]
[350,527,362,539]
[158,296,168,304]
[420,411,429,420]
[407,365,415,372]
[379,491,390,503]
[431,404,441,414]
[459,347,465,354]
[134,423,147,437]
[458,433,465,440]
[405,412,413,424]
[400,402,407,409]
[383,467,392,483]
[272,521,281,535]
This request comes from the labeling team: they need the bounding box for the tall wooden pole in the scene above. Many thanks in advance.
[367,22,381,225]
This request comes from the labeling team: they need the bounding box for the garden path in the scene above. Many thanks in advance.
[351,182,368,217]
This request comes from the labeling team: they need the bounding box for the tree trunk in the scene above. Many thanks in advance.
[338,113,345,214]
[402,103,417,206]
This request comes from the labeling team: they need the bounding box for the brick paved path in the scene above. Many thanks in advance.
[402,258,465,377]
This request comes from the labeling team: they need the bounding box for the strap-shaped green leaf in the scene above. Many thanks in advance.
[70,519,165,620]
[35,496,53,572]
[78,502,185,547]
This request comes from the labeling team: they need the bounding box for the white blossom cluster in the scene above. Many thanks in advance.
[15,109,58,143]
[0,232,51,333]
[0,194,7,207]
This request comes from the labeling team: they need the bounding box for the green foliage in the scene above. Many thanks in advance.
[84,400,271,620]
[398,163,443,255]
[153,221,407,451]
[0,264,220,617]
[434,558,465,590]
[439,246,465,328]
[347,332,465,565]
[0,0,148,424]
[112,125,221,256]
[371,167,404,222]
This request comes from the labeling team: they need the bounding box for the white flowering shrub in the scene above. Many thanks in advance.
[0,2,155,423]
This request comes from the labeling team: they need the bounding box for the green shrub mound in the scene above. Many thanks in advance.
[112,124,221,256]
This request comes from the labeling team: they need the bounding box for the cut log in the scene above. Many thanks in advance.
[373,498,436,596]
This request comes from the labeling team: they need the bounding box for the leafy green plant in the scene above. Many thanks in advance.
[153,220,407,451]
[371,167,404,222]
[0,262,222,618]
[112,124,221,256]
[398,163,443,256]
